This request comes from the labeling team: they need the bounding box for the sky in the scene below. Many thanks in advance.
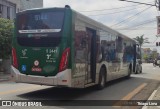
[44,0,160,52]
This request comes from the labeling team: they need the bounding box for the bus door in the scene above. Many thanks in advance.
[86,28,97,83]
[133,44,137,72]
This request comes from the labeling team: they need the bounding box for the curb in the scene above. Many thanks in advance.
[0,78,10,82]
[0,74,11,82]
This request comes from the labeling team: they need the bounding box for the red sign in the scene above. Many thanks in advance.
[32,67,42,72]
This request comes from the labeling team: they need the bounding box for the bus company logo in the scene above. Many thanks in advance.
[34,60,39,66]
[22,49,27,56]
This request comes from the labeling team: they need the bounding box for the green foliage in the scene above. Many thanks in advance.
[133,34,149,47]
[143,54,149,60]
[133,34,150,60]
[151,51,158,59]
[0,18,13,59]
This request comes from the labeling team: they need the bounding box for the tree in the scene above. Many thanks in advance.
[133,34,149,59]
[0,18,13,59]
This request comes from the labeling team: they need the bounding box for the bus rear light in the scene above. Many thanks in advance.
[12,48,18,69]
[59,48,70,72]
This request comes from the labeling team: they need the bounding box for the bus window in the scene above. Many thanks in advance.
[74,31,87,63]
[18,11,64,30]
[136,45,141,59]
[17,11,65,47]
[123,43,134,63]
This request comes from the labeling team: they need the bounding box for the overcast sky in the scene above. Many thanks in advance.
[44,0,160,52]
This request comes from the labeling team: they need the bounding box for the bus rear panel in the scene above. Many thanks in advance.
[11,8,73,87]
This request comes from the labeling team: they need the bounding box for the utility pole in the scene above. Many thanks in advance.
[119,0,156,6]
[159,0,160,10]
[155,0,160,45]
[119,0,160,45]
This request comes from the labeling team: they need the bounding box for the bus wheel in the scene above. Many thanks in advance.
[97,67,106,90]
[135,65,139,74]
[140,66,142,73]
[126,67,131,78]
[134,70,137,74]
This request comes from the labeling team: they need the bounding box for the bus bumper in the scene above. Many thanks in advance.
[11,66,72,87]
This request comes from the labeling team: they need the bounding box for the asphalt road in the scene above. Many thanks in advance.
[0,63,159,109]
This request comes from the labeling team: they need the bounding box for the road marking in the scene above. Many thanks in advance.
[142,90,158,109]
[113,83,147,108]
[121,83,147,100]
[0,85,42,95]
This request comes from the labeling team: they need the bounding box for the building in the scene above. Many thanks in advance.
[0,0,43,20]
[142,48,160,62]
[142,48,152,56]
[8,0,43,12]
[0,0,16,19]
[142,48,152,62]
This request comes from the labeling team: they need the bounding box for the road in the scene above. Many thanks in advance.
[0,63,159,109]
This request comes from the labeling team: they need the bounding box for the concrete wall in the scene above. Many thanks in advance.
[19,0,43,11]
[0,0,43,19]
[0,0,16,19]
[7,0,43,12]
[2,59,11,73]
[7,0,20,12]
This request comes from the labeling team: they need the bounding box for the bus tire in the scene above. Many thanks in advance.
[135,69,138,74]
[135,65,139,74]
[140,66,142,73]
[134,70,137,74]
[97,67,106,90]
[126,65,132,78]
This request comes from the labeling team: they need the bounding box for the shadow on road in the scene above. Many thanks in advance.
[132,72,147,75]
[16,77,159,108]
[18,77,143,100]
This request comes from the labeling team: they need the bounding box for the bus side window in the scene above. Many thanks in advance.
[136,45,141,59]
[74,31,87,63]
[81,37,87,48]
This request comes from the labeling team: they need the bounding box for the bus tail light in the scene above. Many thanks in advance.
[12,48,18,68]
[59,48,70,72]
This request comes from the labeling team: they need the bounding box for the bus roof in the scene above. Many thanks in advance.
[17,6,136,43]
[17,7,65,14]
[72,9,136,42]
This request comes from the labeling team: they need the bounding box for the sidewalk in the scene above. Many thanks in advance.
[143,86,160,109]
[0,72,11,82]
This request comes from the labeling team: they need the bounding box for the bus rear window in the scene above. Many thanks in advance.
[17,11,64,47]
[18,11,64,32]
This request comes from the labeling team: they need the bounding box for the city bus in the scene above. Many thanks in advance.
[11,5,141,89]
